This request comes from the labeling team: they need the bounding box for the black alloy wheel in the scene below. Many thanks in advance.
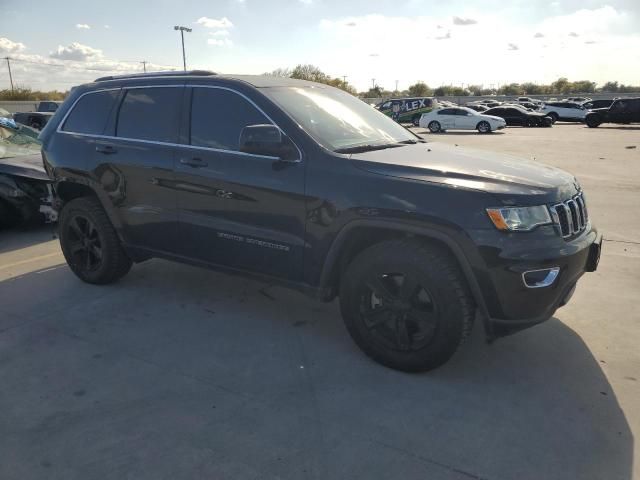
[360,272,439,352]
[65,214,104,273]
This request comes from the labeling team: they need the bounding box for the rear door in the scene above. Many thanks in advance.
[92,85,183,253]
[174,85,307,280]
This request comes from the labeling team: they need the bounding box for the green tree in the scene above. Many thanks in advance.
[498,83,524,95]
[362,86,383,98]
[407,82,433,97]
[600,81,619,92]
[290,64,329,83]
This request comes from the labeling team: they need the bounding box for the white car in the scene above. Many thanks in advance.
[419,107,506,133]
[539,101,587,123]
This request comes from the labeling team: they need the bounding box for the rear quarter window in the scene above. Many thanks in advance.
[62,90,119,135]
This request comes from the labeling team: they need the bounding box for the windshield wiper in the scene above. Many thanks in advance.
[334,143,405,154]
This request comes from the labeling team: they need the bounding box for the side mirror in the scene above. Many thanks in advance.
[239,124,295,160]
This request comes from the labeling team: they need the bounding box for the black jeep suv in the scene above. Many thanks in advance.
[585,97,640,128]
[39,71,602,372]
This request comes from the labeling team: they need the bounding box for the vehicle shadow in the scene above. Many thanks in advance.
[0,261,633,480]
[415,129,506,136]
[0,223,57,255]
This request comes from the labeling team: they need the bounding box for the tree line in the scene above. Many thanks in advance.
[266,65,640,98]
[1,65,638,101]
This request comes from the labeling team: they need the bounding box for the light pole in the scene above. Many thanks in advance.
[174,26,192,71]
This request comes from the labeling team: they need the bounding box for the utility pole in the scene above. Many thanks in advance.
[140,60,148,73]
[3,57,14,91]
[371,78,375,89]
[174,26,192,71]
[342,75,347,83]
[395,80,398,92]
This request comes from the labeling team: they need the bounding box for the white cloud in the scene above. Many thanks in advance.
[75,23,91,30]
[104,25,111,29]
[209,30,230,37]
[196,17,233,29]
[452,16,477,26]
[534,32,544,38]
[299,0,313,4]
[568,32,579,37]
[508,43,519,50]
[207,38,233,47]
[0,37,26,53]
[50,42,103,61]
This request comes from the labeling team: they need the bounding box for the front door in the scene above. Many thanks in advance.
[174,86,307,280]
[454,109,476,129]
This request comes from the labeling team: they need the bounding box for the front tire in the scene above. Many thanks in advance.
[428,121,441,133]
[412,114,421,127]
[547,112,558,124]
[59,197,132,284]
[339,239,474,372]
[477,121,491,133]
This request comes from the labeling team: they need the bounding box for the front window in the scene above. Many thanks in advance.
[263,86,417,152]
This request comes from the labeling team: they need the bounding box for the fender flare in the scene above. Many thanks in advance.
[318,219,491,323]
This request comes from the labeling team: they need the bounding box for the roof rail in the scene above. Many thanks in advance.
[94,70,216,82]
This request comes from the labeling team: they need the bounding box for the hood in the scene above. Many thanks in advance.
[351,142,578,203]
[0,153,49,181]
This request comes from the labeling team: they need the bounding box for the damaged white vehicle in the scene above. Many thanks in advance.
[0,119,57,229]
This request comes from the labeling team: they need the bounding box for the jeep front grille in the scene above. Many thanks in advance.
[551,192,588,238]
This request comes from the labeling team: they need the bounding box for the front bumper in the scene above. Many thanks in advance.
[468,225,601,338]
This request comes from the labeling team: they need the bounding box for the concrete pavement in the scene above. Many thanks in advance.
[0,123,638,480]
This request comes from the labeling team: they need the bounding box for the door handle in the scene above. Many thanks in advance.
[180,157,208,168]
[95,145,117,154]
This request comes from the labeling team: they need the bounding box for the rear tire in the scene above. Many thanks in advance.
[59,197,132,284]
[339,239,474,372]
[428,121,441,133]
[586,115,601,128]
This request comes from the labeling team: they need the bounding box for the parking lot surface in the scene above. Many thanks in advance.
[0,123,638,480]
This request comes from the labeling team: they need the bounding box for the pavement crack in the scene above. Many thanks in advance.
[371,439,492,480]
[603,238,640,245]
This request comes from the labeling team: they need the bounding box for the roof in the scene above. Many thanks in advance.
[94,70,325,88]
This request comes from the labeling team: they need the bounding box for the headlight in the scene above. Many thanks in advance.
[486,205,552,231]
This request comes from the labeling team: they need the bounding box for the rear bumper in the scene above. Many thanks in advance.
[467,226,601,338]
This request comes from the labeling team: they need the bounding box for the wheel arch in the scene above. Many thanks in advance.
[54,178,125,234]
[318,220,490,322]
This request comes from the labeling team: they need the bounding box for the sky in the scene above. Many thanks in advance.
[1,0,639,92]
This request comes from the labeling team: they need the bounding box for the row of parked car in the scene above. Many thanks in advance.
[376,95,640,133]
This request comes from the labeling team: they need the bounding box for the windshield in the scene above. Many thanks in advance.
[0,118,42,159]
[264,86,417,152]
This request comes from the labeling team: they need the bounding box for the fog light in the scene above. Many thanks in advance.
[522,267,560,288]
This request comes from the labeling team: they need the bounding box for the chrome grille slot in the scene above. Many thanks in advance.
[552,192,588,238]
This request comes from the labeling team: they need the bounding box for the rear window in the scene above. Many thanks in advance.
[116,87,182,142]
[62,90,119,135]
